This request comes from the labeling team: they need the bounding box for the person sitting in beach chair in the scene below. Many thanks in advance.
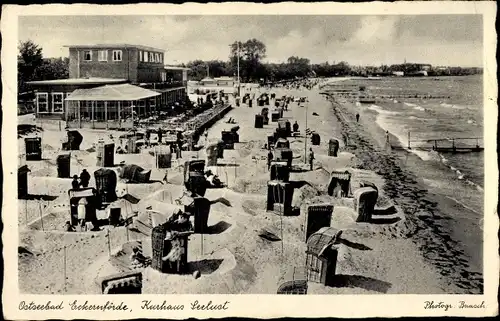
[77,198,87,231]
[130,246,150,268]
[64,221,75,232]
[205,170,223,188]
[163,234,184,273]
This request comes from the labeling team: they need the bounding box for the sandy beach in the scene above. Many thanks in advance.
[16,78,483,295]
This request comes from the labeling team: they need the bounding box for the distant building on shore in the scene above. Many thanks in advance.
[27,44,189,129]
[189,76,238,95]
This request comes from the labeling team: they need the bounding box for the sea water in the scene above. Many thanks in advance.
[352,75,485,275]
[360,76,484,188]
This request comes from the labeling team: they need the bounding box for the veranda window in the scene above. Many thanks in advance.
[52,93,64,113]
[137,99,146,116]
[107,101,119,120]
[95,101,105,121]
[36,92,48,113]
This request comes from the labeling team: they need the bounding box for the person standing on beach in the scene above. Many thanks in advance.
[342,132,349,147]
[267,149,274,170]
[79,169,90,188]
[385,130,390,146]
[158,128,163,145]
[356,113,360,122]
[71,175,80,190]
[176,130,184,159]
[308,148,315,171]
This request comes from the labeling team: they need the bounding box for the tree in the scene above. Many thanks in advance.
[35,57,69,80]
[18,40,70,93]
[185,60,231,80]
[286,56,311,78]
[18,40,44,93]
[229,38,266,82]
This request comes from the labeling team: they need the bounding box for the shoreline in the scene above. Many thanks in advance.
[371,108,484,192]
[327,95,483,294]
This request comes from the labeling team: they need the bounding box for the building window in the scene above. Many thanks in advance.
[149,52,154,62]
[144,51,149,62]
[112,50,123,61]
[52,93,64,113]
[98,50,108,61]
[83,50,92,61]
[155,53,159,63]
[95,101,105,121]
[36,92,49,113]
[107,101,118,120]
[159,54,163,63]
[161,71,167,82]
[137,99,146,116]
[139,51,143,62]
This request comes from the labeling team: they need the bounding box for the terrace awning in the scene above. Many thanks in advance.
[65,83,161,101]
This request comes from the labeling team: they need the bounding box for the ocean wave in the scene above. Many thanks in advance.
[440,103,466,110]
[437,153,484,191]
[367,104,401,115]
[404,102,426,111]
[375,116,435,161]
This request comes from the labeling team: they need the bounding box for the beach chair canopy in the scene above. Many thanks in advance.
[306,227,342,257]
[277,267,308,294]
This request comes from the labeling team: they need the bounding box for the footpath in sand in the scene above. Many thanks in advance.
[19,83,453,294]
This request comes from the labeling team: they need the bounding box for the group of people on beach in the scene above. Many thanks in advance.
[71,169,91,190]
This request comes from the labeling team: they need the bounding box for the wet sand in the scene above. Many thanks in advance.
[327,95,483,294]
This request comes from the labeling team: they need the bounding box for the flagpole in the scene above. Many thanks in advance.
[304,100,308,163]
[237,42,240,97]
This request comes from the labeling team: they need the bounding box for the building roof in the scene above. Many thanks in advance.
[27,78,127,86]
[64,44,164,52]
[164,66,190,71]
[65,83,160,101]
[306,227,342,257]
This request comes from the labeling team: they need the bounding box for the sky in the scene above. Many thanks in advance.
[18,15,483,67]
